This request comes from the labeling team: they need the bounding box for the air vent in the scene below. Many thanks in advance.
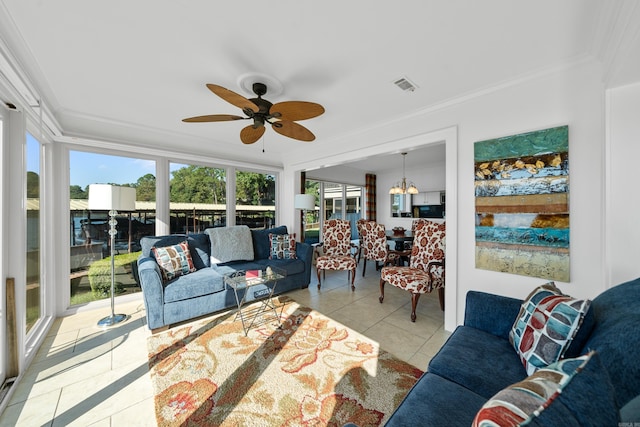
[393,76,418,92]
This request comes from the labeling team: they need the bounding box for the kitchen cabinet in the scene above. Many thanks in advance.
[416,191,443,205]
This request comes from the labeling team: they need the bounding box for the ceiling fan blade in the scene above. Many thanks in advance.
[270,101,325,121]
[240,124,266,144]
[207,84,259,113]
[182,114,246,123]
[272,120,316,141]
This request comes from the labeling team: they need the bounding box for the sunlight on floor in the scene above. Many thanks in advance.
[0,268,450,426]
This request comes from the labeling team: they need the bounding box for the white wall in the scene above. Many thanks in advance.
[306,165,366,186]
[285,60,609,329]
[606,82,640,286]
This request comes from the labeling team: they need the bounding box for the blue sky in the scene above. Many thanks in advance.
[25,133,189,189]
[69,151,157,188]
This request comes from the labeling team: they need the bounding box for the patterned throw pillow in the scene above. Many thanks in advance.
[472,352,595,427]
[509,282,590,375]
[269,233,297,260]
[152,241,196,282]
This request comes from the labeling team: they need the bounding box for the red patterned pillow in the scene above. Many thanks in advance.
[152,241,196,282]
[269,233,297,260]
[472,352,595,427]
[509,282,590,375]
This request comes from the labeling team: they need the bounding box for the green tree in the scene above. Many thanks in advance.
[236,172,275,205]
[27,171,39,198]
[135,174,156,201]
[170,166,226,204]
[70,185,87,199]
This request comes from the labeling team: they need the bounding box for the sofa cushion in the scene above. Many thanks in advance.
[186,233,211,269]
[141,234,210,269]
[211,257,306,278]
[269,233,297,259]
[163,268,225,303]
[386,373,486,426]
[151,241,196,282]
[473,351,619,427]
[254,258,306,276]
[428,325,527,399]
[206,226,254,264]
[252,225,288,259]
[509,282,590,375]
[583,277,640,408]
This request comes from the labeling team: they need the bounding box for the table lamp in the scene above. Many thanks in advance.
[88,184,136,327]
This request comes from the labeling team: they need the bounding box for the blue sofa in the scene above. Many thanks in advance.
[137,226,313,332]
[385,277,640,426]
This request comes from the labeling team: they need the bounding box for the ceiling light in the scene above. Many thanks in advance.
[389,153,419,195]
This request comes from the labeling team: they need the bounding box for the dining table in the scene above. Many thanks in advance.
[385,229,414,251]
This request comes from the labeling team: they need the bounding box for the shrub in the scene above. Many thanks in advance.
[88,251,140,296]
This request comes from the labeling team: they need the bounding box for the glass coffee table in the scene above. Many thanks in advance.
[224,267,287,335]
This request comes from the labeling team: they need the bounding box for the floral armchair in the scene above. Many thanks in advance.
[316,219,357,290]
[379,219,445,322]
[355,218,368,265]
[361,221,407,276]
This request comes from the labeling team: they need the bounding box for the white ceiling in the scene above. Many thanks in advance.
[1,1,639,172]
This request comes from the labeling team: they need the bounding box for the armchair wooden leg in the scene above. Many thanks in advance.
[410,293,421,322]
[438,287,445,311]
[379,279,385,303]
[350,268,356,291]
[317,268,322,289]
[362,259,367,277]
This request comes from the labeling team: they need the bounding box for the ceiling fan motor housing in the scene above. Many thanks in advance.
[252,82,267,96]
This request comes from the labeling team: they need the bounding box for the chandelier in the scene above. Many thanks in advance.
[389,152,419,195]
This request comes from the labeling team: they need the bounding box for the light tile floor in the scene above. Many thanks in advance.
[0,267,450,426]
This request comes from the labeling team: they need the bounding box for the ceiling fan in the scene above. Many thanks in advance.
[182,82,325,144]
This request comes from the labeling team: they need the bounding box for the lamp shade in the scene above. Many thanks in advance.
[294,193,315,210]
[88,184,136,211]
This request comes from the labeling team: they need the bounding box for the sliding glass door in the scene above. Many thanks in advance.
[315,180,364,240]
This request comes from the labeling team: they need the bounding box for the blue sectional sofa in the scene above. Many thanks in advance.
[137,225,312,332]
[385,277,640,426]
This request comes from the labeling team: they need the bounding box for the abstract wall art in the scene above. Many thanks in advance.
[474,125,569,281]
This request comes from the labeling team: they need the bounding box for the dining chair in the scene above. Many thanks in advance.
[361,221,408,276]
[379,219,445,322]
[316,219,357,290]
[355,218,368,265]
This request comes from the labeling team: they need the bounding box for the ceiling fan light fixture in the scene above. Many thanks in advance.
[183,79,324,144]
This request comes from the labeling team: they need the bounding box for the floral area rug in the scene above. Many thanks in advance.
[147,296,423,426]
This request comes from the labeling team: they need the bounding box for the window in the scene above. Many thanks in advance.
[169,163,226,232]
[26,133,41,333]
[302,180,320,244]
[69,151,156,306]
[235,170,276,229]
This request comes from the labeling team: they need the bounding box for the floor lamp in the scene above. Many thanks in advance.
[294,194,315,242]
[88,184,136,328]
